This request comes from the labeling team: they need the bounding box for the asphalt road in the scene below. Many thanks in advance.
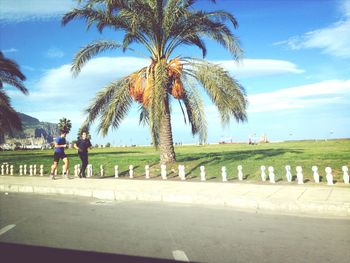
[0,193,349,263]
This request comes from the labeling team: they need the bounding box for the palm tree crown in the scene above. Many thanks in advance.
[58,118,72,134]
[63,0,247,163]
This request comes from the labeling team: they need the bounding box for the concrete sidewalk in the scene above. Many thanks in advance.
[1,176,349,218]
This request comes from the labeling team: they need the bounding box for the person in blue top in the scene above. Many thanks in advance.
[74,131,92,178]
[50,129,69,179]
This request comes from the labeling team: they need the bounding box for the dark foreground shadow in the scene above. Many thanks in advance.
[0,242,194,263]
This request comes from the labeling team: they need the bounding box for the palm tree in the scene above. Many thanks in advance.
[62,0,247,163]
[0,51,28,144]
[58,117,72,134]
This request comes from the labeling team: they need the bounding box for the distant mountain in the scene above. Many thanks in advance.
[10,113,60,143]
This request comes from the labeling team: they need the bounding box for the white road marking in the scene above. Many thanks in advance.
[0,224,16,236]
[172,250,189,262]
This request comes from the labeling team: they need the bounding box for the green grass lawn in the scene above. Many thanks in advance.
[0,139,349,185]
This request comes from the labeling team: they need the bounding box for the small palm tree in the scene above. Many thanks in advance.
[0,51,28,143]
[58,117,72,134]
[62,0,247,163]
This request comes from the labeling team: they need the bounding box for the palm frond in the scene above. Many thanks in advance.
[0,73,28,94]
[98,80,132,136]
[84,78,125,125]
[184,58,247,125]
[0,53,26,81]
[181,76,207,142]
[138,104,149,126]
[71,40,122,76]
[83,77,132,136]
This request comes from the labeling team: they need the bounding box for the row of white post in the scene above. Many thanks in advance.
[259,165,349,185]
[1,163,349,185]
[112,164,350,185]
[1,164,45,176]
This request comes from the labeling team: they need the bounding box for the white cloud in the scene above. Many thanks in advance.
[10,57,150,123]
[30,56,149,100]
[215,59,304,78]
[275,0,350,58]
[2,48,18,53]
[247,79,350,113]
[45,48,65,58]
[0,0,75,22]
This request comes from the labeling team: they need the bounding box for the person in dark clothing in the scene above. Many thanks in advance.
[74,132,92,178]
[50,130,69,180]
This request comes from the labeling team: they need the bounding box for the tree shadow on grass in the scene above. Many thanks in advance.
[179,148,303,176]
[207,176,217,181]
[87,151,141,157]
[179,148,303,163]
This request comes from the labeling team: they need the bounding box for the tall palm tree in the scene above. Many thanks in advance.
[0,51,28,144]
[62,0,247,163]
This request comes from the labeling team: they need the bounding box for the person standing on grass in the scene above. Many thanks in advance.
[74,131,92,178]
[50,129,69,180]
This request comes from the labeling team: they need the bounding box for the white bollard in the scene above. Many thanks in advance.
[10,165,13,175]
[74,165,78,177]
[6,164,9,175]
[87,164,93,177]
[296,166,303,184]
[221,166,227,182]
[34,165,37,176]
[285,165,292,182]
[77,164,81,177]
[200,166,206,181]
[29,165,33,176]
[40,165,44,176]
[24,165,27,175]
[100,165,104,177]
[268,166,275,183]
[161,164,167,180]
[114,165,119,178]
[181,165,186,180]
[342,166,349,184]
[1,165,4,176]
[129,165,134,179]
[178,165,185,180]
[325,167,333,185]
[312,166,320,183]
[145,165,150,179]
[260,166,267,182]
[237,165,243,181]
[19,165,23,176]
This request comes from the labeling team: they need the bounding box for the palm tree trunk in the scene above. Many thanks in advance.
[159,101,176,163]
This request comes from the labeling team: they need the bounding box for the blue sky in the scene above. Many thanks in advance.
[1,0,349,145]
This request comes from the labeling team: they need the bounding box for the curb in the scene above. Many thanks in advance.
[1,182,349,218]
